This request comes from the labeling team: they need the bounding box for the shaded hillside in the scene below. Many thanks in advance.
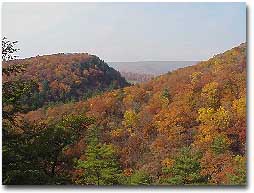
[3,53,129,109]
[24,43,246,185]
[109,61,198,75]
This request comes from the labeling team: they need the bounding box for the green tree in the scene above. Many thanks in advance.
[161,88,171,106]
[2,124,53,185]
[122,170,152,185]
[228,155,246,185]
[211,135,230,155]
[3,115,94,185]
[2,37,39,184]
[33,115,95,179]
[2,37,38,131]
[75,127,122,185]
[161,147,206,185]
[161,88,171,100]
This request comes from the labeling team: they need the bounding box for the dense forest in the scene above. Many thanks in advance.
[3,52,129,110]
[2,37,246,185]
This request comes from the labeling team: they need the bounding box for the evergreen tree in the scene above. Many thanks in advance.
[161,147,206,185]
[76,127,122,185]
[161,88,171,105]
[122,170,152,185]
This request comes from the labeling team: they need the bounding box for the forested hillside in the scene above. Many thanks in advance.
[3,53,129,110]
[19,43,246,185]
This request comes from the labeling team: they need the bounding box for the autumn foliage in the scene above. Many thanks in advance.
[20,43,247,185]
[3,53,129,109]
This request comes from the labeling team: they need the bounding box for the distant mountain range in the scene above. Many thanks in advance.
[120,71,155,84]
[108,61,199,75]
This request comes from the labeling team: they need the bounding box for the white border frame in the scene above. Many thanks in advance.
[0,0,252,192]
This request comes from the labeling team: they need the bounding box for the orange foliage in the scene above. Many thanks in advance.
[22,43,246,184]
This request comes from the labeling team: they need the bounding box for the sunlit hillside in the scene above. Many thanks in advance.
[21,43,246,185]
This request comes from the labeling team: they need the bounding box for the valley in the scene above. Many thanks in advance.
[2,41,246,185]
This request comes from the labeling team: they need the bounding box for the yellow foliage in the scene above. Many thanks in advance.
[190,71,203,85]
[212,61,224,74]
[162,158,175,168]
[202,82,219,96]
[197,106,230,130]
[194,125,215,150]
[110,128,124,138]
[123,110,138,127]
[233,97,246,119]
[201,81,219,108]
[197,107,215,125]
[214,107,230,129]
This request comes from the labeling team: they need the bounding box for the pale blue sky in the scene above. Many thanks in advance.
[2,2,246,62]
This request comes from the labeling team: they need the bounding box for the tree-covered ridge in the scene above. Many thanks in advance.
[3,53,129,110]
[23,43,246,185]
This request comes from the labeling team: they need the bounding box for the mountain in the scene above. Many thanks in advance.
[120,71,155,84]
[24,43,246,185]
[3,53,129,110]
[108,61,199,75]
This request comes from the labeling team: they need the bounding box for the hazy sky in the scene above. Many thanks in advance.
[2,2,246,62]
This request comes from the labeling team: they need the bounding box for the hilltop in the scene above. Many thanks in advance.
[3,53,129,110]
